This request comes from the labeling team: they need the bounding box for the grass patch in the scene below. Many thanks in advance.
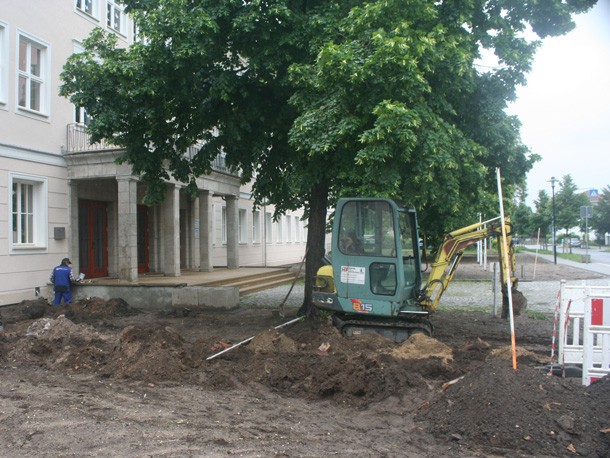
[526,310,549,320]
[521,247,584,262]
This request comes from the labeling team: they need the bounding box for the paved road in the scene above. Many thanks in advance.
[523,245,610,276]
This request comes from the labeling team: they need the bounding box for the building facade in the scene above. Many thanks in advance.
[0,1,308,305]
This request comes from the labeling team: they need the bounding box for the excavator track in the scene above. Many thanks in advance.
[332,314,433,344]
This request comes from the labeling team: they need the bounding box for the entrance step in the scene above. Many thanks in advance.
[200,268,299,296]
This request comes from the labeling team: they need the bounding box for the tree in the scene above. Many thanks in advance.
[60,0,596,315]
[512,202,534,239]
[531,190,552,242]
[591,186,610,242]
[555,174,590,239]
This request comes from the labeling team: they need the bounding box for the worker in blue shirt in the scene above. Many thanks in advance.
[50,258,77,306]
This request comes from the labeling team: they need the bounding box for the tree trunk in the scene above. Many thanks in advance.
[298,182,329,317]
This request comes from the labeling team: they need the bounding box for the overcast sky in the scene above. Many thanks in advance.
[506,0,610,206]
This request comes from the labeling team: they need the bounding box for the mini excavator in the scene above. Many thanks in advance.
[313,198,526,342]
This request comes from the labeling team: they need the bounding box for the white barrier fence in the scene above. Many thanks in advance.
[583,295,610,386]
[558,280,610,386]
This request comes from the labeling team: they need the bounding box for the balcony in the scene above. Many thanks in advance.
[66,123,239,176]
[66,123,117,152]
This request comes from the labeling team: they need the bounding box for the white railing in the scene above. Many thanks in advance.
[66,124,239,176]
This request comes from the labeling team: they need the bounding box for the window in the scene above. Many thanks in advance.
[106,1,126,34]
[265,212,272,243]
[252,210,261,243]
[221,206,227,244]
[339,200,395,257]
[18,33,49,114]
[286,215,292,242]
[275,216,284,243]
[295,216,301,243]
[76,0,95,16]
[74,106,91,126]
[10,174,48,249]
[238,209,247,243]
[71,43,91,126]
[212,203,217,246]
[132,20,141,43]
[0,21,7,105]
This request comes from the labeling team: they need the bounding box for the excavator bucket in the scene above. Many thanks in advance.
[501,288,528,319]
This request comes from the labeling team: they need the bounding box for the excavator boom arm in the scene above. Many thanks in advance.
[420,217,517,309]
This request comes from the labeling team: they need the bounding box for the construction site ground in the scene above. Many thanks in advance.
[1,254,609,457]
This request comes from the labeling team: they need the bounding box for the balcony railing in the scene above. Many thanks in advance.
[66,123,239,176]
[66,123,117,152]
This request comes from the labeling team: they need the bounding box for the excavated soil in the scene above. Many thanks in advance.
[0,254,609,457]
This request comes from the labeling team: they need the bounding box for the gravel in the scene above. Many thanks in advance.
[240,266,610,315]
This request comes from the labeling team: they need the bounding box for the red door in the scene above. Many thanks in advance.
[79,200,109,278]
[137,205,150,273]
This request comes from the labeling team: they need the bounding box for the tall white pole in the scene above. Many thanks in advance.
[496,168,518,370]
[533,227,541,280]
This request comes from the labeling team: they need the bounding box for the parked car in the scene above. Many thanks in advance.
[570,238,581,248]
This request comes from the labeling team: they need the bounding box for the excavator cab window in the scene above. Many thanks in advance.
[397,208,420,288]
[370,262,397,295]
[338,200,395,257]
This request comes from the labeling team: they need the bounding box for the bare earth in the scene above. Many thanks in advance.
[1,254,609,457]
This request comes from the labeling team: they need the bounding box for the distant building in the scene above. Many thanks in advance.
[0,2,309,305]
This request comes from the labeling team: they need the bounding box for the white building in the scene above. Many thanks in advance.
[0,1,308,305]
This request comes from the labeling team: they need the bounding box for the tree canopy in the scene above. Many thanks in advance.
[60,0,596,312]
[531,189,552,239]
[555,174,590,236]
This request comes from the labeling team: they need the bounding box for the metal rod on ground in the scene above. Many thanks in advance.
[206,316,304,361]
[496,168,518,370]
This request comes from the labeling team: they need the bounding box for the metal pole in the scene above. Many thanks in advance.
[533,227,540,280]
[492,262,498,316]
[550,177,557,264]
[585,213,589,263]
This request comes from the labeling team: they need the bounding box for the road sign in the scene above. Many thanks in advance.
[580,206,593,218]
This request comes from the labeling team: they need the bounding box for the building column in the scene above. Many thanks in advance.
[117,176,138,282]
[199,190,214,272]
[188,196,200,270]
[226,194,239,269]
[161,183,180,276]
[150,205,161,272]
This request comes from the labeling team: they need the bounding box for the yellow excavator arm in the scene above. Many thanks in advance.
[419,217,519,311]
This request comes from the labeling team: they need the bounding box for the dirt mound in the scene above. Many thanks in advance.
[5,316,112,372]
[249,329,299,354]
[213,324,460,407]
[104,325,198,381]
[418,358,610,457]
[390,333,453,362]
[17,298,48,319]
[490,344,548,364]
[62,297,140,323]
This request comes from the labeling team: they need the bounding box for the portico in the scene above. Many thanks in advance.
[64,148,241,282]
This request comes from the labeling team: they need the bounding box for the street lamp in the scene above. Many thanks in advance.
[549,176,557,264]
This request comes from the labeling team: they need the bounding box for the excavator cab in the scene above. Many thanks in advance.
[314,198,432,340]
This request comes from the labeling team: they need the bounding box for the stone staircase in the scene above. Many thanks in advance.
[201,268,299,296]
